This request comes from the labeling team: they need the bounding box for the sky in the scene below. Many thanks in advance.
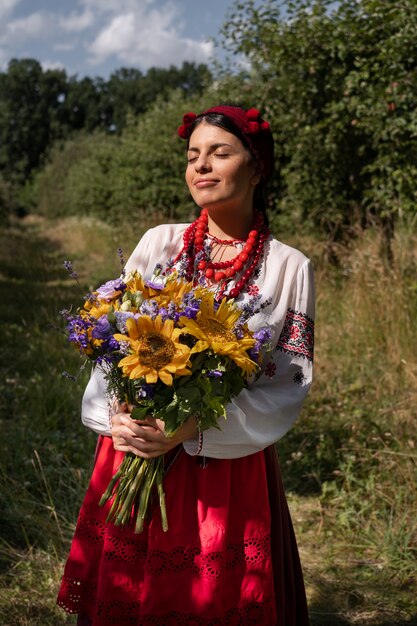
[0,0,234,78]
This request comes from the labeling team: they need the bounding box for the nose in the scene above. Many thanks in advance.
[194,154,211,173]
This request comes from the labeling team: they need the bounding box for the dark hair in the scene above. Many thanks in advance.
[187,112,270,227]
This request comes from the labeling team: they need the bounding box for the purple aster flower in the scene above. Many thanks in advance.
[115,311,135,333]
[254,327,272,346]
[66,316,90,351]
[107,336,120,350]
[118,340,131,355]
[166,301,180,322]
[177,253,189,278]
[249,326,273,361]
[85,292,98,304]
[207,370,223,378]
[181,293,200,319]
[135,384,155,400]
[145,279,164,291]
[140,299,159,318]
[96,354,117,365]
[96,278,126,300]
[159,307,169,321]
[92,315,112,340]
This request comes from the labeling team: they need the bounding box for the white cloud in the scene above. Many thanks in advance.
[41,58,65,72]
[0,11,55,44]
[54,42,76,52]
[0,0,21,21]
[0,0,215,75]
[89,13,135,59]
[79,0,154,13]
[60,9,94,33]
[88,4,213,69]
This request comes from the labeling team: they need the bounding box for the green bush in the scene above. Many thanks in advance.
[30,132,117,219]
[220,0,417,245]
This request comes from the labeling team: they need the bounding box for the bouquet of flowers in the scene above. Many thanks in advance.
[62,262,271,533]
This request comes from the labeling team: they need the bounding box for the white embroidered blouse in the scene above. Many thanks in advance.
[81,223,315,459]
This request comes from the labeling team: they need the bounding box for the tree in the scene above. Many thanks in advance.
[0,59,213,189]
[0,59,68,182]
[220,0,417,255]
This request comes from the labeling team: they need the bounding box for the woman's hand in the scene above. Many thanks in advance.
[110,401,198,459]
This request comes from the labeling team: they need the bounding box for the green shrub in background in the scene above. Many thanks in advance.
[27,132,118,219]
[220,0,417,254]
[30,88,253,225]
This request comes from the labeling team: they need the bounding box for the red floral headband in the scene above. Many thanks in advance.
[178,105,274,181]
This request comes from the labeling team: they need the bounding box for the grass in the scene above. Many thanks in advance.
[1,215,417,624]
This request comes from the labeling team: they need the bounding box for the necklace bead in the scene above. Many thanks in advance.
[171,209,269,299]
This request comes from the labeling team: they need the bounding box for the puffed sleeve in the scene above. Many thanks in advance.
[81,366,112,436]
[80,228,154,436]
[183,259,315,459]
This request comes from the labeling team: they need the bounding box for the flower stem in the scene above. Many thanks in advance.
[157,460,168,532]
[135,459,158,534]
[115,459,147,526]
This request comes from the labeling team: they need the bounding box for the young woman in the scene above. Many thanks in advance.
[57,105,315,625]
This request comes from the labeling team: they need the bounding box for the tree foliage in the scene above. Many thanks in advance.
[33,92,208,223]
[31,84,253,224]
[0,59,211,186]
[220,0,417,245]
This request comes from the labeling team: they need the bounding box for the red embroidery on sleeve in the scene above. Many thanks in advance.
[276,308,314,362]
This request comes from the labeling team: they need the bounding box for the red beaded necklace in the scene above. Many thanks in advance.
[171,209,269,299]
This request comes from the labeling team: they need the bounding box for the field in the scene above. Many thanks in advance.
[0,214,416,625]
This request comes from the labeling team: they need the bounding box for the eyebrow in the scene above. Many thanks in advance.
[187,142,234,153]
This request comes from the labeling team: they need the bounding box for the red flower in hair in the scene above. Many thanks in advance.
[246,108,261,121]
[178,112,197,139]
[247,121,260,134]
[183,112,197,124]
[245,108,269,135]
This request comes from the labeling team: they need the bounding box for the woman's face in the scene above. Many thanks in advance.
[185,120,260,216]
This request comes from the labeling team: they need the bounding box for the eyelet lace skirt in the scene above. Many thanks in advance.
[57,437,309,625]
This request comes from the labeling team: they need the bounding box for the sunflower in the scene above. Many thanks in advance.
[84,302,111,319]
[123,271,195,311]
[114,315,192,385]
[179,292,258,376]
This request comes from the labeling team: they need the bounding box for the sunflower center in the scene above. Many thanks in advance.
[137,332,176,369]
[198,318,236,343]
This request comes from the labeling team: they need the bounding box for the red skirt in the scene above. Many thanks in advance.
[57,437,309,625]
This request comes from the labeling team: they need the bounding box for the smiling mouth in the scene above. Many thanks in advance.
[194,179,218,188]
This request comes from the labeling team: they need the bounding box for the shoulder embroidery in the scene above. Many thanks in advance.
[276,308,314,362]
